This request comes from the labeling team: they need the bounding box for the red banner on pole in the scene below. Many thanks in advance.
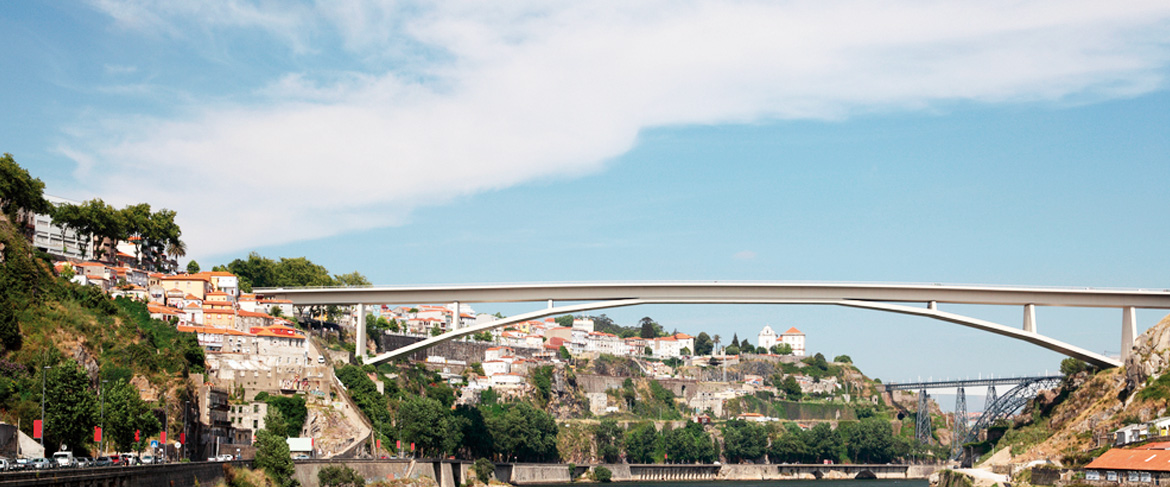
[135,430,140,442]
[161,431,166,443]
[32,420,42,439]
[377,439,382,449]
[180,432,185,444]
[397,440,401,449]
[410,442,415,452]
[94,426,102,443]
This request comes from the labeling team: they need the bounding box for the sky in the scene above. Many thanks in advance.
[4,1,1170,388]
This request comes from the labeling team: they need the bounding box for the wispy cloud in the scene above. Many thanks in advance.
[68,0,1170,257]
[733,251,757,261]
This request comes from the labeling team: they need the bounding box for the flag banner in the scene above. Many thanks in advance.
[94,426,102,443]
[33,420,42,439]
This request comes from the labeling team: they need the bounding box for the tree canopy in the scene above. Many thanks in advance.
[0,153,50,223]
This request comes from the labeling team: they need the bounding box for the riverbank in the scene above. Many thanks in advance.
[292,460,944,487]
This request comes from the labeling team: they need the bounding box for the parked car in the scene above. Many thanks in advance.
[119,454,139,466]
[74,457,92,468]
[14,458,30,470]
[0,458,10,471]
[216,454,234,462]
[140,454,155,464]
[94,456,114,467]
[52,451,76,468]
[29,458,53,470]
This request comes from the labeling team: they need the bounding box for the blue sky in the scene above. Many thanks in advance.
[4,1,1170,384]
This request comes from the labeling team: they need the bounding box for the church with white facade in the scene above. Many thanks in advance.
[758,325,806,356]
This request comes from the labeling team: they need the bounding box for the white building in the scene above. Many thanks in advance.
[572,318,594,333]
[650,333,695,357]
[780,327,806,356]
[757,325,778,351]
[482,360,510,376]
[584,331,624,355]
[31,195,94,261]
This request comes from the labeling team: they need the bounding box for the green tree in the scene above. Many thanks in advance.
[1061,358,1089,377]
[43,361,98,453]
[558,345,571,361]
[770,343,793,355]
[592,466,612,482]
[319,464,364,487]
[0,302,21,352]
[639,317,657,339]
[186,260,201,274]
[662,421,716,463]
[399,396,462,458]
[555,315,574,328]
[473,458,494,485]
[0,153,51,223]
[104,379,160,453]
[724,345,740,356]
[833,355,852,363]
[768,425,811,463]
[781,375,802,400]
[333,271,371,287]
[624,423,659,463]
[255,411,297,487]
[722,420,768,463]
[694,333,713,356]
[487,403,559,462]
[845,418,897,463]
[730,334,740,348]
[266,395,308,437]
[595,419,624,463]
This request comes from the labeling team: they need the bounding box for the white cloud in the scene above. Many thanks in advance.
[734,251,757,261]
[69,0,1170,257]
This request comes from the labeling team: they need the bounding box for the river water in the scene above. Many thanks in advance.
[531,480,929,487]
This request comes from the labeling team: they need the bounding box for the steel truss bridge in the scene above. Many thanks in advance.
[255,281,1170,368]
[885,375,1064,458]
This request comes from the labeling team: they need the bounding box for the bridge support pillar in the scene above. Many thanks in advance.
[356,303,366,363]
[453,301,460,330]
[1024,304,1036,333]
[1122,306,1137,362]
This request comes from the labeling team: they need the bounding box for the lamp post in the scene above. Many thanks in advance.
[40,365,50,449]
[99,379,108,456]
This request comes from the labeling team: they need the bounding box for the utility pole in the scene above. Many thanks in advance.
[99,379,108,456]
[40,366,50,450]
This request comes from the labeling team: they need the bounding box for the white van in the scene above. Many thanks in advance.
[52,451,75,468]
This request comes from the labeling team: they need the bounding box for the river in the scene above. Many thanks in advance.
[529,480,929,487]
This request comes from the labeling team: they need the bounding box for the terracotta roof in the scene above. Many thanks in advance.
[160,274,210,282]
[203,309,235,315]
[177,325,252,336]
[784,327,804,335]
[1087,448,1170,472]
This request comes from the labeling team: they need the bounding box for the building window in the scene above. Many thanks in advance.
[253,420,258,429]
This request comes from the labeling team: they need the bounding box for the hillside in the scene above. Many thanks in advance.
[976,312,1170,468]
[0,216,204,452]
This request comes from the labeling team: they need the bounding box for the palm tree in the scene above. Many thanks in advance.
[712,334,721,356]
[166,239,187,272]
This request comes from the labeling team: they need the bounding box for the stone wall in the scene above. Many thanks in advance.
[378,334,543,364]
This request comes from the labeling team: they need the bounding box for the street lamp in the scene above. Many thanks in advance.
[99,379,108,456]
[40,366,50,449]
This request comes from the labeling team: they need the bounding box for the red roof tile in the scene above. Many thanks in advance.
[1086,448,1170,471]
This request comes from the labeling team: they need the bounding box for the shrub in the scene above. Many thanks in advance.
[593,466,612,483]
[473,458,494,485]
[319,464,365,487]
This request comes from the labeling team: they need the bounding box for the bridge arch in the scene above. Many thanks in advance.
[364,297,1120,368]
[855,470,877,479]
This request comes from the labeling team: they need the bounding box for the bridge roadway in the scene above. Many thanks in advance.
[883,375,1066,390]
[256,280,1170,369]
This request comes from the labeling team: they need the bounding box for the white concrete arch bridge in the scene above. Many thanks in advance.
[253,281,1170,369]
